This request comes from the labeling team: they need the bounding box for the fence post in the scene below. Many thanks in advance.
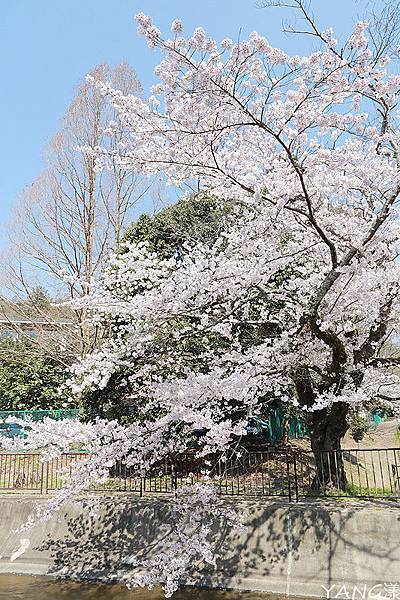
[293,451,299,502]
[40,461,45,495]
[45,462,49,494]
[40,461,49,495]
[393,450,399,499]
[286,451,292,503]
[172,464,178,491]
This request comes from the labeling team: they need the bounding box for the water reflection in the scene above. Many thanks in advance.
[0,575,282,600]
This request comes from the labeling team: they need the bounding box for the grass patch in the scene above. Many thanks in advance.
[303,482,398,501]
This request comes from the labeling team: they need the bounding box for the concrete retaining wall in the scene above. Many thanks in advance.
[0,495,399,597]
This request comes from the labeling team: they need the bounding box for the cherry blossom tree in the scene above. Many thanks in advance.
[3,3,400,594]
[79,7,400,477]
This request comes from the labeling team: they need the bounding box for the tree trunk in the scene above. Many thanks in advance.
[282,414,290,444]
[308,402,349,491]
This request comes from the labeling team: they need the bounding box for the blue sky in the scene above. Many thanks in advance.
[0,0,364,250]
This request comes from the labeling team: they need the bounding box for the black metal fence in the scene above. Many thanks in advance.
[1,447,399,501]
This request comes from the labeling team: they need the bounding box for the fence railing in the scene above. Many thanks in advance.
[0,448,399,501]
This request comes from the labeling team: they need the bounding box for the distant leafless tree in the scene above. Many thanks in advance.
[4,63,152,357]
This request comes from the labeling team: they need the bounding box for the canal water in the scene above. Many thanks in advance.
[0,575,285,600]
